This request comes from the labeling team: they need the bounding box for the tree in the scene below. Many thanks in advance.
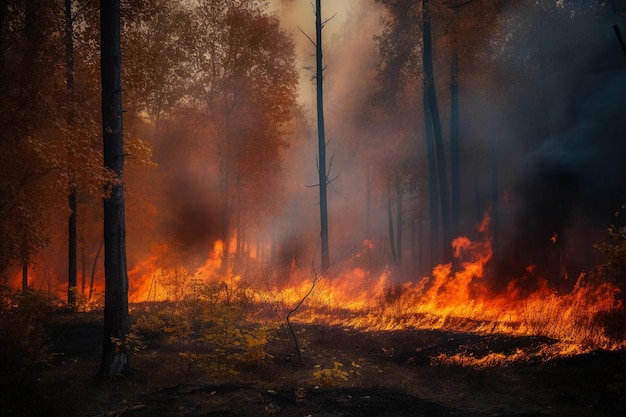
[99,0,130,378]
[65,0,78,307]
[0,0,68,287]
[183,1,298,273]
[422,0,451,262]
[314,0,330,272]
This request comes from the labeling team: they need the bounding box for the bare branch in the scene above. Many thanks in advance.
[298,26,316,47]
[322,13,337,27]
[328,173,342,196]
[326,153,335,177]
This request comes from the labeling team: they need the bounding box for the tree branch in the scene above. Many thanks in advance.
[298,25,316,47]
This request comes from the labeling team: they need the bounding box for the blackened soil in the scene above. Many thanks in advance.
[136,384,464,417]
[4,312,626,417]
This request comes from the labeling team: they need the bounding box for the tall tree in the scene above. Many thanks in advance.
[315,0,330,272]
[422,0,451,261]
[0,0,66,285]
[183,1,297,273]
[449,10,460,240]
[99,0,130,378]
[65,0,77,307]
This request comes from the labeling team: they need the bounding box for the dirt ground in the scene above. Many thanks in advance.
[2,310,626,417]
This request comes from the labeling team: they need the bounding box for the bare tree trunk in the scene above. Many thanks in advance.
[99,0,130,379]
[315,0,329,272]
[22,257,28,292]
[81,247,86,296]
[65,0,77,307]
[424,85,440,263]
[68,191,77,305]
[450,52,461,239]
[422,0,451,262]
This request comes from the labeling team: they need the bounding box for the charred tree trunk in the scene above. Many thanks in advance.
[22,257,28,292]
[490,137,499,269]
[450,52,460,239]
[424,83,440,262]
[99,0,130,378]
[315,0,330,272]
[68,191,77,305]
[422,0,451,262]
[65,0,77,307]
[81,247,86,296]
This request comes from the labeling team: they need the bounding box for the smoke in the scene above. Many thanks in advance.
[150,1,626,287]
[268,0,391,272]
[490,3,626,287]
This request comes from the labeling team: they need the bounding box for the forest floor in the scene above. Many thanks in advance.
[2,307,626,417]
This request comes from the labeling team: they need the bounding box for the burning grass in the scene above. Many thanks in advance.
[124,233,625,370]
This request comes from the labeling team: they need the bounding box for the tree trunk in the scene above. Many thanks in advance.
[99,0,130,379]
[450,52,460,239]
[68,190,77,306]
[422,0,451,262]
[65,0,78,307]
[424,83,440,261]
[315,0,329,272]
[22,257,28,292]
[81,247,86,296]
[490,137,499,268]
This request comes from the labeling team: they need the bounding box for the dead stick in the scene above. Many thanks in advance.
[285,243,358,365]
[286,272,319,365]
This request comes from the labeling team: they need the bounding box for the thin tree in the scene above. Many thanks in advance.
[65,0,78,307]
[99,0,130,378]
[422,0,451,261]
[315,0,329,272]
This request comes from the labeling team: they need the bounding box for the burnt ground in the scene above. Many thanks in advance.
[2,310,626,417]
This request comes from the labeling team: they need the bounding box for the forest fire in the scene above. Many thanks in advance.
[124,219,624,367]
[4,1,626,414]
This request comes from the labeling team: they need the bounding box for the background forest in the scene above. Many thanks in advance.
[2,0,626,307]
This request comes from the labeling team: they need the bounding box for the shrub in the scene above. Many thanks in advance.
[0,287,57,396]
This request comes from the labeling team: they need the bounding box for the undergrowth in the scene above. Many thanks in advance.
[132,277,280,378]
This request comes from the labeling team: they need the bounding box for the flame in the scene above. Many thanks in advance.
[12,219,623,364]
[121,230,624,359]
[128,240,226,302]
